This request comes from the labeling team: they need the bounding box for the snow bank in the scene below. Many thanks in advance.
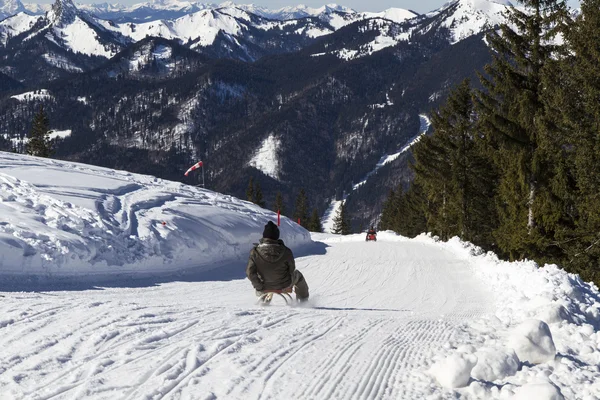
[430,353,477,388]
[0,152,311,283]
[409,233,600,398]
[512,382,564,400]
[508,320,556,364]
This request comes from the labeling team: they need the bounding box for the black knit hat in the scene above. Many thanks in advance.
[263,221,280,240]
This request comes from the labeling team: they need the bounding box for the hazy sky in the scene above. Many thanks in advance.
[25,0,581,15]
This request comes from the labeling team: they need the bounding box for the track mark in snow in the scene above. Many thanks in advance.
[0,234,495,399]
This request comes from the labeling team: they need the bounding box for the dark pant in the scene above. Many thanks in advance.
[293,270,309,300]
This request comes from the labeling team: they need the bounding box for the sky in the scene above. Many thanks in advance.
[24,0,582,15]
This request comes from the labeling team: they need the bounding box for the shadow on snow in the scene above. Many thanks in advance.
[0,240,329,293]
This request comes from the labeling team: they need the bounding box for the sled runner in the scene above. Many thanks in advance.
[258,287,294,305]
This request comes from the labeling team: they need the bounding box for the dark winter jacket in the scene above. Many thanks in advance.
[246,238,295,291]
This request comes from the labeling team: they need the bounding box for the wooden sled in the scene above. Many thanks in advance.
[258,287,294,305]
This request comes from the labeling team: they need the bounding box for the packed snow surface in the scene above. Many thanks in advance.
[0,229,599,398]
[0,154,599,399]
[0,152,309,280]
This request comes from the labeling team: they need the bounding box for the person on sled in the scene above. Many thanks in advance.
[366,226,377,241]
[246,221,310,302]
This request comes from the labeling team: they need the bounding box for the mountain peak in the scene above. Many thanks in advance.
[426,0,512,43]
[48,0,79,25]
[0,0,26,20]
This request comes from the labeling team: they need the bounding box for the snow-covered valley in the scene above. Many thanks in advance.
[0,153,599,399]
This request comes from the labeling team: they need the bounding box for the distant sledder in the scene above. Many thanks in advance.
[366,226,377,242]
[246,221,310,305]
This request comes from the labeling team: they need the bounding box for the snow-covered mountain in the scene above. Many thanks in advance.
[0,11,39,45]
[239,3,355,20]
[310,18,412,60]
[21,2,51,15]
[76,1,355,22]
[94,6,333,60]
[0,0,129,57]
[420,0,512,44]
[0,0,25,20]
[100,36,207,77]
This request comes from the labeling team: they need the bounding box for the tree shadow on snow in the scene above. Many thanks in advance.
[0,240,329,293]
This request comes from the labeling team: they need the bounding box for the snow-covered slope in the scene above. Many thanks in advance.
[100,7,247,47]
[249,133,281,180]
[97,6,332,52]
[21,2,51,15]
[0,152,310,280]
[244,3,354,20]
[0,0,26,20]
[359,7,418,24]
[0,230,598,398]
[423,0,512,44]
[0,12,41,45]
[0,0,130,60]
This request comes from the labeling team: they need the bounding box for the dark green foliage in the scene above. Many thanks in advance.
[307,208,324,233]
[332,202,352,235]
[411,79,498,246]
[254,182,266,208]
[273,191,285,215]
[293,189,309,228]
[475,0,568,259]
[246,177,255,203]
[379,189,399,231]
[26,106,52,158]
[542,0,600,283]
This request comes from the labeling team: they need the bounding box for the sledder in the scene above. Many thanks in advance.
[246,221,310,305]
[366,226,377,242]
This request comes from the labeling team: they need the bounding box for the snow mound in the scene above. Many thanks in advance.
[430,353,477,388]
[471,349,519,381]
[512,382,564,400]
[0,152,311,282]
[508,319,556,365]
[412,234,600,398]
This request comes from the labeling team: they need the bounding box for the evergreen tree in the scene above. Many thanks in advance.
[379,189,399,231]
[332,202,352,235]
[26,106,52,158]
[412,79,498,246]
[293,188,309,228]
[546,0,600,283]
[254,182,266,208]
[307,208,323,233]
[273,191,285,215]
[475,0,568,260]
[246,177,255,203]
[396,183,428,238]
